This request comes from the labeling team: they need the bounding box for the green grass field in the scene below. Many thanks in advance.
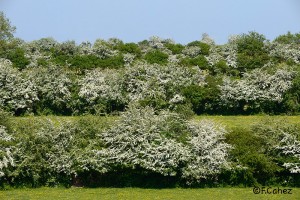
[12,115,300,129]
[194,115,300,129]
[0,187,299,200]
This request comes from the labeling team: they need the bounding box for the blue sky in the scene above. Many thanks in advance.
[1,0,300,44]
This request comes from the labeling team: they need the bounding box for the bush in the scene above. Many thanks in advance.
[96,106,231,185]
[182,75,222,114]
[144,50,169,65]
[236,32,270,70]
[226,128,280,185]
[186,41,210,55]
[225,119,300,186]
[0,59,38,115]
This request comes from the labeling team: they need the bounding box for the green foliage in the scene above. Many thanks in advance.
[165,43,185,54]
[144,50,169,65]
[274,31,300,44]
[0,14,299,116]
[282,69,300,114]
[187,41,210,55]
[180,55,209,69]
[0,12,16,41]
[226,119,300,186]
[1,116,300,187]
[116,42,141,57]
[226,128,280,185]
[236,31,270,70]
[0,39,30,69]
[182,76,221,114]
[68,54,124,70]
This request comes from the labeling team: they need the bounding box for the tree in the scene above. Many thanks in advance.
[274,32,300,45]
[236,32,270,70]
[277,132,300,173]
[0,12,16,41]
[24,65,72,115]
[78,68,126,114]
[219,67,295,113]
[0,59,38,114]
[123,62,206,109]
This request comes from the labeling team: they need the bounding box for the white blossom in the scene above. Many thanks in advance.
[0,125,14,177]
[92,39,118,59]
[182,120,231,183]
[220,68,295,106]
[182,46,201,57]
[124,62,206,102]
[96,106,189,176]
[269,42,300,64]
[123,53,136,66]
[277,132,300,173]
[201,33,215,46]
[24,65,72,108]
[79,68,127,104]
[0,59,38,112]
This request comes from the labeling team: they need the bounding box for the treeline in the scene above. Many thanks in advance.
[1,12,300,115]
[0,108,300,188]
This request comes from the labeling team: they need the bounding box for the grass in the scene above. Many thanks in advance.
[0,187,299,200]
[12,115,300,128]
[194,115,300,130]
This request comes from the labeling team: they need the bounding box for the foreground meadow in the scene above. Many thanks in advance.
[1,187,300,200]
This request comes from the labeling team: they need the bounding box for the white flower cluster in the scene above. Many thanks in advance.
[205,46,223,66]
[79,68,126,104]
[92,39,118,59]
[141,36,174,55]
[0,59,38,112]
[148,36,165,49]
[205,43,237,68]
[25,65,72,108]
[0,125,14,177]
[269,42,300,64]
[182,46,201,58]
[201,33,215,46]
[14,119,93,177]
[24,40,53,68]
[182,120,231,183]
[277,133,300,173]
[123,62,206,102]
[220,68,295,105]
[79,62,206,107]
[97,106,189,176]
[96,106,231,182]
[123,53,136,66]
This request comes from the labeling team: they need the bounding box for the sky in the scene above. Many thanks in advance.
[1,0,300,44]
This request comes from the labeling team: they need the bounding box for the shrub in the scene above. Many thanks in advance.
[144,50,169,65]
[78,68,127,114]
[96,106,189,176]
[0,125,14,179]
[25,65,72,115]
[0,59,38,114]
[182,120,231,185]
[236,31,270,70]
[123,62,206,110]
[96,106,232,185]
[219,67,295,113]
